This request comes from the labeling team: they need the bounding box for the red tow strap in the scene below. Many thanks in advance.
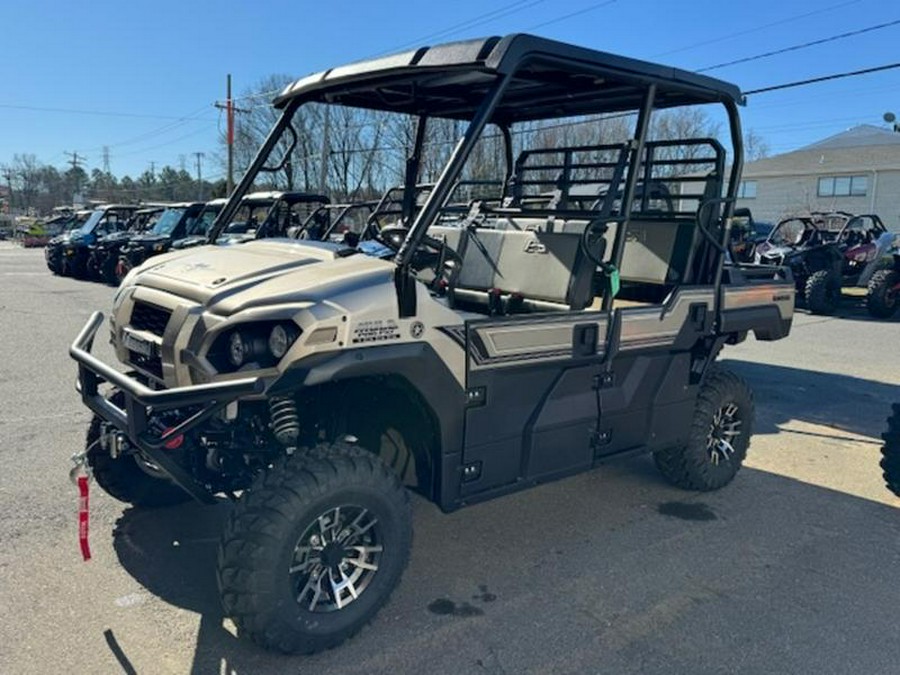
[77,475,91,561]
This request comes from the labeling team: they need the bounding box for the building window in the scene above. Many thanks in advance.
[738,180,757,199]
[818,175,867,197]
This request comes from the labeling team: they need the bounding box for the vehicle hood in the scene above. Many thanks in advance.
[130,239,394,315]
[128,233,170,246]
[48,233,71,246]
[171,235,208,249]
[97,231,132,245]
[756,243,795,259]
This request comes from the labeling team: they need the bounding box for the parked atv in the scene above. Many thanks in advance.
[116,202,205,282]
[755,212,887,314]
[170,198,228,250]
[56,205,138,278]
[213,191,329,244]
[85,207,165,284]
[45,210,91,273]
[730,208,773,263]
[70,34,794,655]
[881,403,900,497]
[865,233,900,318]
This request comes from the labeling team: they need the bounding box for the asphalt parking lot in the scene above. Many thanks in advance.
[1,242,898,675]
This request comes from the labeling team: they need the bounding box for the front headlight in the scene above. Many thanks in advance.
[268,324,299,358]
[153,243,165,252]
[212,321,301,372]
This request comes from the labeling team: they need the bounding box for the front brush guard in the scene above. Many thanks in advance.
[69,312,264,502]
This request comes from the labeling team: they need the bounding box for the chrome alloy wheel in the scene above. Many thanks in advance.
[290,505,383,613]
[707,402,742,465]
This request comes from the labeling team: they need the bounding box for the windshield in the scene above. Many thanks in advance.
[188,206,221,236]
[74,211,103,235]
[150,208,186,235]
[769,219,808,247]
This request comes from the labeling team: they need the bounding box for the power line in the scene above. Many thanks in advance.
[0,102,216,122]
[653,0,865,57]
[377,0,551,56]
[525,0,619,31]
[699,18,900,72]
[745,61,900,95]
[113,124,217,158]
[76,104,214,153]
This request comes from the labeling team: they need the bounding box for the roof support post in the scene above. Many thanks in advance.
[401,116,428,226]
[602,84,656,312]
[208,99,301,242]
[712,97,746,329]
[395,72,515,268]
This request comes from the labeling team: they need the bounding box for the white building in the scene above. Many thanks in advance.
[736,125,900,227]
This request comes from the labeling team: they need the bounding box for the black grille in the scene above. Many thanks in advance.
[128,350,163,379]
[130,301,171,337]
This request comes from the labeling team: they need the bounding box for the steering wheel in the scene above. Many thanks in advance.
[377,224,463,283]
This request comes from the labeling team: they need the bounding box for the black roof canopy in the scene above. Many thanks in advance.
[274,34,744,124]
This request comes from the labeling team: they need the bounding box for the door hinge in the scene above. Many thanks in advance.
[592,372,615,389]
[465,386,486,407]
[591,428,613,447]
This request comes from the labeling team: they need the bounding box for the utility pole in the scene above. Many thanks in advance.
[148,161,156,178]
[2,168,14,218]
[102,146,111,174]
[64,151,85,203]
[193,152,205,200]
[64,150,84,172]
[215,74,250,196]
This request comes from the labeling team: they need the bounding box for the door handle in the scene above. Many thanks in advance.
[573,323,598,357]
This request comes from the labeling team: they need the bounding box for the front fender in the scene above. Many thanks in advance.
[267,342,466,510]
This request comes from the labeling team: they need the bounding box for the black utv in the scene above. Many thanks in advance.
[116,202,205,281]
[754,211,887,314]
[169,198,228,251]
[45,210,91,273]
[85,207,165,284]
[214,191,330,243]
[55,205,138,278]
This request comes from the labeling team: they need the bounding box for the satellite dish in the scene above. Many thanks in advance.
[884,112,896,123]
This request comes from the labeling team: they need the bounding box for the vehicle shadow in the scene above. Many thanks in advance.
[112,501,255,674]
[108,363,900,674]
[721,358,897,440]
[112,460,900,675]
[795,291,899,323]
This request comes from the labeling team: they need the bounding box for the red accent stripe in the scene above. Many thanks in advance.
[77,476,91,562]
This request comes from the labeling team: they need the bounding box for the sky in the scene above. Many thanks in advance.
[2,0,899,181]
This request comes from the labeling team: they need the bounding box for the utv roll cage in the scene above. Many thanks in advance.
[210,33,745,316]
[218,191,329,240]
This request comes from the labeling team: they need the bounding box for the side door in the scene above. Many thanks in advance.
[459,311,609,496]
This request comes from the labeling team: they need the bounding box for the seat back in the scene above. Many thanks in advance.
[453,228,594,310]
[618,219,695,286]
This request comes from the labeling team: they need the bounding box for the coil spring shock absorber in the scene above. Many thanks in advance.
[269,396,300,447]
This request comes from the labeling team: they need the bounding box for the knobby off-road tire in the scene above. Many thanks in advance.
[653,366,754,491]
[115,258,132,285]
[866,269,900,319]
[100,255,120,286]
[880,403,900,498]
[805,269,841,315]
[85,394,191,508]
[217,442,412,655]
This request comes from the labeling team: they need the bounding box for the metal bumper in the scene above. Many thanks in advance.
[70,311,264,502]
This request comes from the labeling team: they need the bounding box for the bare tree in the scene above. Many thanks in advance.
[744,129,770,162]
